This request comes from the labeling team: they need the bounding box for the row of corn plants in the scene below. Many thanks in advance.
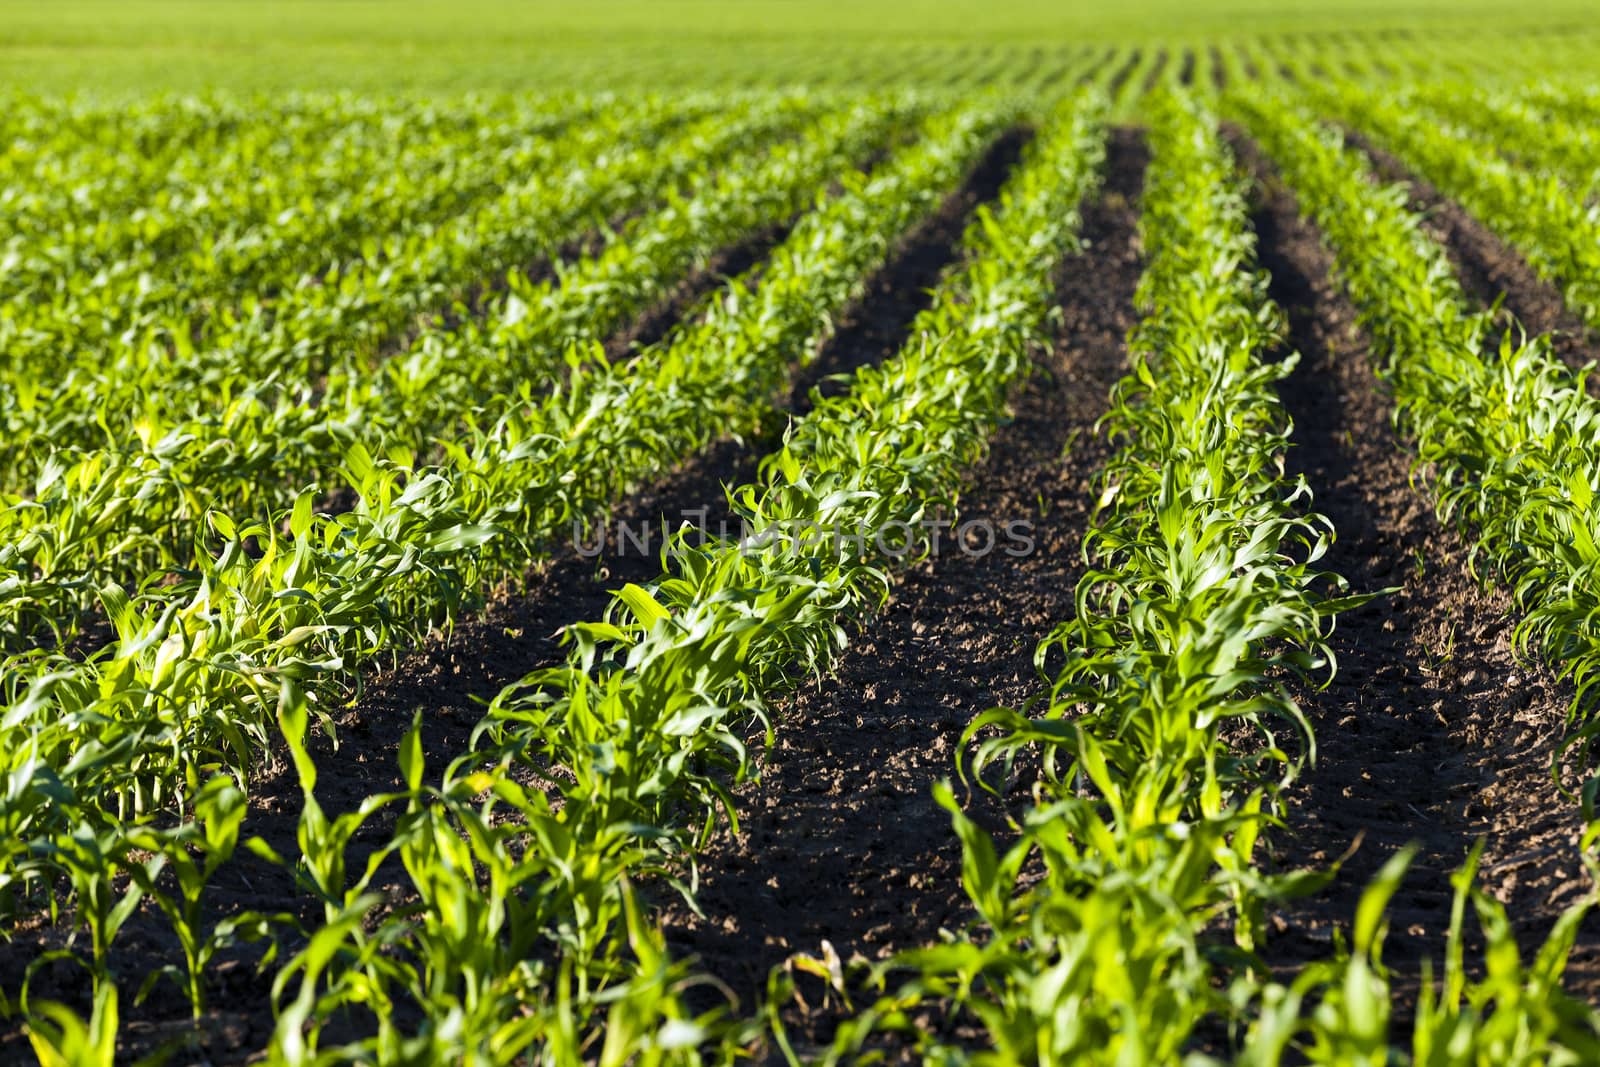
[1314,81,1600,330]
[0,103,1011,1039]
[1226,90,1600,1061]
[0,91,657,455]
[379,98,905,442]
[0,93,619,408]
[1236,92,1600,769]
[0,91,544,218]
[1520,83,1600,130]
[810,90,1349,1063]
[217,90,1107,1066]
[0,98,899,652]
[1,93,400,284]
[0,93,250,185]
[1,94,593,316]
[806,90,1600,1065]
[1405,84,1600,198]
[0,93,785,478]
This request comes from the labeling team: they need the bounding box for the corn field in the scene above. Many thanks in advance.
[5,3,1600,1063]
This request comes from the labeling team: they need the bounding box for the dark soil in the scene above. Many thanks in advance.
[1177,47,1196,87]
[1235,47,1262,82]
[0,126,1030,1067]
[1342,129,1598,384]
[1234,132,1600,1006]
[1077,46,1121,89]
[1106,50,1144,101]
[603,221,796,361]
[653,129,1148,1052]
[1141,49,1170,96]
[1037,46,1090,92]
[1268,49,1295,83]
[787,128,1030,416]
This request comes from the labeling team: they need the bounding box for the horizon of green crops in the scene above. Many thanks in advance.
[2,0,1598,94]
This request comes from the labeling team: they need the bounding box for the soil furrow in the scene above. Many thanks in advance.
[1177,47,1196,87]
[1141,49,1170,95]
[602,219,797,361]
[1074,46,1119,89]
[787,129,1029,416]
[1035,47,1081,92]
[0,127,1033,1067]
[1340,128,1598,385]
[654,129,1148,1047]
[1234,133,1600,1006]
[1235,47,1262,82]
[1105,49,1143,100]
[604,128,904,366]
[1269,47,1295,83]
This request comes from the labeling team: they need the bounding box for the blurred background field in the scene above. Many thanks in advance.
[3,0,1598,94]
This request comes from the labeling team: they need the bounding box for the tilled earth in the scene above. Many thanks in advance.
[1235,131,1600,1005]
[653,129,1148,1049]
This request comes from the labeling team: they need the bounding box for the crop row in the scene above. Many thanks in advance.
[0,97,899,652]
[0,94,629,396]
[1240,93,1600,751]
[1,95,596,313]
[0,97,1008,1025]
[1232,90,1600,1060]
[228,89,1110,1065]
[0,93,804,480]
[794,89,1600,1064]
[1407,84,1600,196]
[809,91,1348,1062]
[2,94,359,247]
[1318,82,1600,330]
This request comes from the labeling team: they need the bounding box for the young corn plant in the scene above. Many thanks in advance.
[119,772,284,1022]
[21,977,125,1067]
[1239,846,1600,1064]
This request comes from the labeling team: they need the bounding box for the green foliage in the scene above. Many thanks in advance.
[243,90,1108,1063]
[0,94,972,908]
[1235,90,1600,773]
[1316,82,1600,328]
[1234,85,1600,1065]
[2,0,1597,94]
[8,39,1600,1067]
[0,91,1070,1060]
[0,92,845,649]
[816,90,1351,1063]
